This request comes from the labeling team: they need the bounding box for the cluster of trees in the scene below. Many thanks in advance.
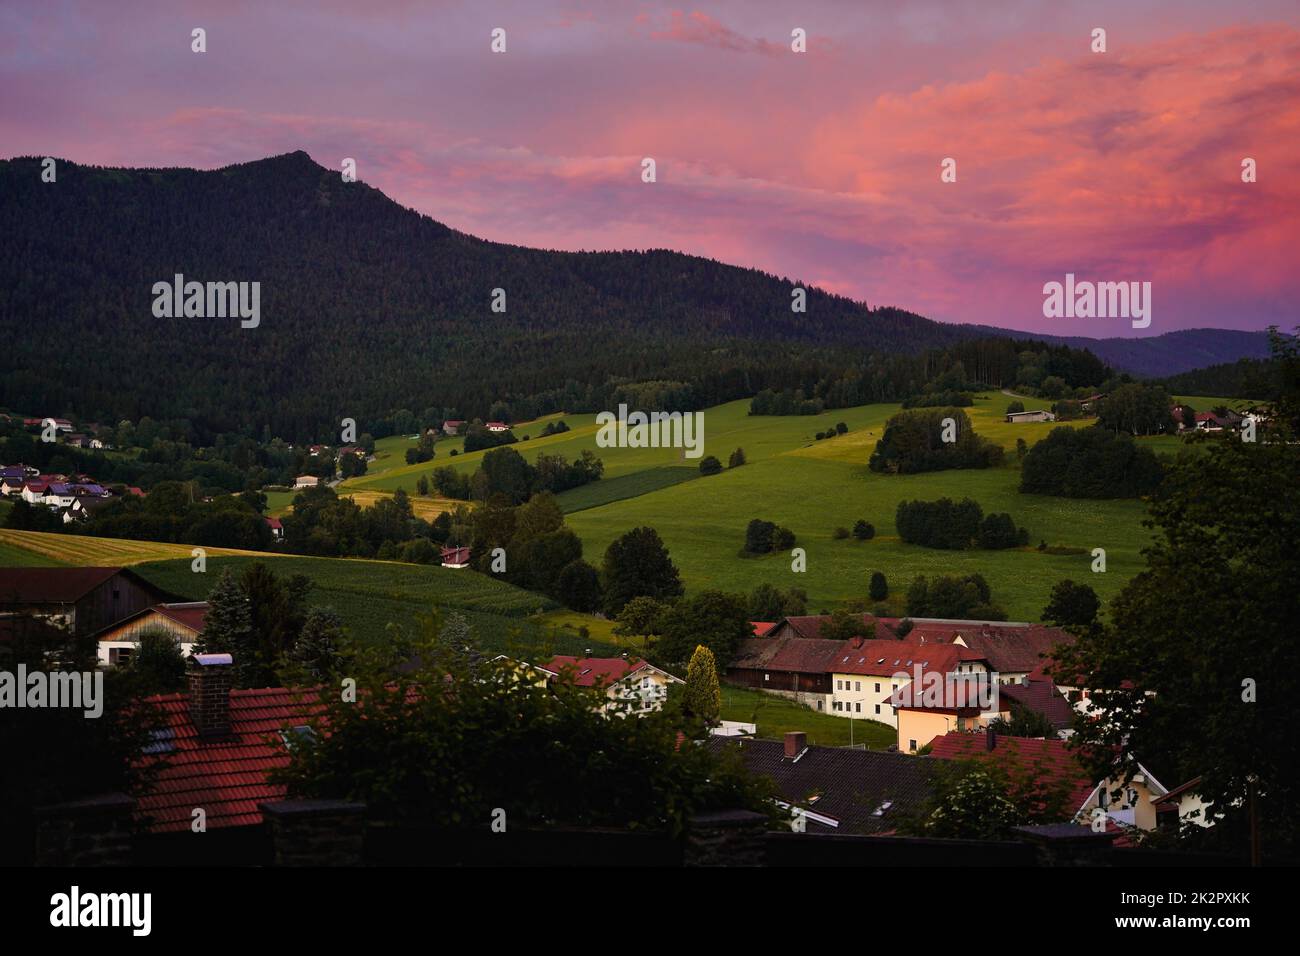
[813,423,848,440]
[540,420,570,436]
[902,390,973,409]
[905,573,1007,620]
[282,485,453,561]
[2,481,274,549]
[194,562,347,688]
[869,408,1004,474]
[749,389,825,415]
[462,422,518,453]
[464,492,600,611]
[743,518,796,555]
[1019,426,1163,498]
[895,498,1029,550]
[611,589,752,671]
[1096,383,1177,435]
[430,446,603,504]
[746,583,808,620]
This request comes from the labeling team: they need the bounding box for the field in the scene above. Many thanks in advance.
[4,389,1240,643]
[0,530,618,659]
[720,685,895,749]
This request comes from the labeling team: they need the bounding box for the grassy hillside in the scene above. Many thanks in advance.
[0,530,614,660]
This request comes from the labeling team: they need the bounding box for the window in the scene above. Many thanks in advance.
[909,739,917,751]
[817,701,823,710]
[855,681,861,691]
[764,673,769,682]
[874,704,881,714]
[110,646,133,666]
[875,683,880,693]
[855,703,861,713]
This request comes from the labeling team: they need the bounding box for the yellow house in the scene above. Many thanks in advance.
[829,638,992,729]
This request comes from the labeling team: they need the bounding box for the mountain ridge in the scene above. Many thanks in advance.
[0,150,1272,437]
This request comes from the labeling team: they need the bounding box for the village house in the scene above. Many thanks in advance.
[0,567,176,638]
[92,601,208,666]
[726,636,845,711]
[485,422,510,432]
[265,516,285,540]
[441,420,466,436]
[829,638,992,728]
[440,546,471,569]
[293,475,319,489]
[537,655,683,715]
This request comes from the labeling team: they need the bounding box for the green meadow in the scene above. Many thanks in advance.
[326,392,1230,624]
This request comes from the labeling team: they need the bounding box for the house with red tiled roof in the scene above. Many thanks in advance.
[134,654,324,833]
[485,421,510,432]
[92,602,209,667]
[265,516,284,540]
[440,545,471,568]
[536,655,683,715]
[829,638,992,728]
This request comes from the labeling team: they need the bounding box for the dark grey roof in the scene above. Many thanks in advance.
[707,737,934,835]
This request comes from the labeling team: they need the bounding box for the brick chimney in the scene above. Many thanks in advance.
[188,653,233,737]
[784,731,807,759]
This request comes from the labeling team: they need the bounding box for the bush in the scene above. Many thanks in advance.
[728,448,746,468]
[869,571,888,602]
[699,455,723,476]
[832,526,850,540]
[852,519,875,540]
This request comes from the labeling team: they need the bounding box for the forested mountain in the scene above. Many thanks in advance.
[0,151,1273,441]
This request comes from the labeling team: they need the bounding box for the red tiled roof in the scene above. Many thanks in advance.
[730,636,848,674]
[265,517,283,530]
[830,638,987,678]
[998,679,1075,730]
[135,688,325,832]
[928,732,1096,812]
[749,621,776,637]
[537,655,648,688]
[440,546,471,565]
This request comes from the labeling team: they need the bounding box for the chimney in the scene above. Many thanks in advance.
[188,653,233,737]
[784,731,807,759]
[985,726,997,751]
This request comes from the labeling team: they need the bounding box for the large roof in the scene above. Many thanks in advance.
[135,688,324,832]
[730,636,847,674]
[927,731,1096,813]
[0,566,158,604]
[707,736,935,834]
[537,655,652,688]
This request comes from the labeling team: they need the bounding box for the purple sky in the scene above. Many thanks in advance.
[3,0,1298,335]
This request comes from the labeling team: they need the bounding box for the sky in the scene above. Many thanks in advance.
[3,0,1298,336]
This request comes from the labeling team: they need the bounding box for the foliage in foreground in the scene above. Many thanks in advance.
[271,616,777,835]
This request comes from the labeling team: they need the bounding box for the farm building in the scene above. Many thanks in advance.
[0,566,177,638]
[1005,409,1056,423]
[93,601,209,666]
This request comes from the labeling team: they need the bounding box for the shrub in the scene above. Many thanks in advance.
[699,455,723,476]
